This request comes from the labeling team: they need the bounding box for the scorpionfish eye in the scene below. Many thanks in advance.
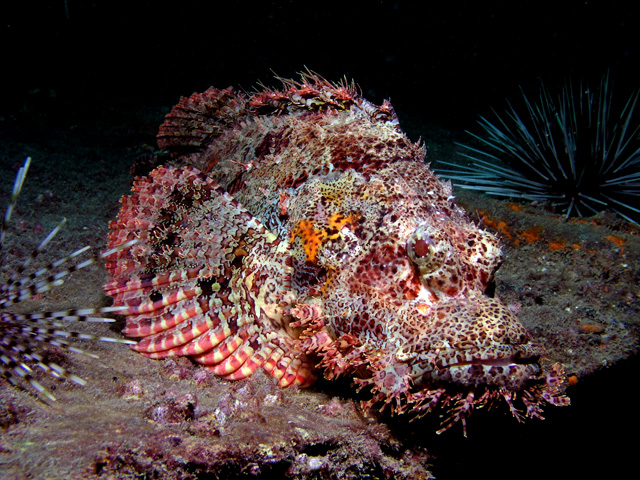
[407,223,503,298]
[406,225,450,275]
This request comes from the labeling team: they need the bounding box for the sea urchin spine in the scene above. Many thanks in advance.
[437,74,640,224]
[1,157,136,401]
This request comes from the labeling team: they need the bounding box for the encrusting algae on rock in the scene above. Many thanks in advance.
[104,73,569,434]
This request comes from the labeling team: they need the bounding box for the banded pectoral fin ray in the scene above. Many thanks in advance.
[104,166,315,387]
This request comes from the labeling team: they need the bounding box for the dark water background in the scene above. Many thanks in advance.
[5,0,639,128]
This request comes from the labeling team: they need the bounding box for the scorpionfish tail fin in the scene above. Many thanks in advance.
[157,87,247,163]
[104,166,315,388]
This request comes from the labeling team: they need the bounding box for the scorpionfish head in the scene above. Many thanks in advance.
[401,223,544,390]
[289,167,561,422]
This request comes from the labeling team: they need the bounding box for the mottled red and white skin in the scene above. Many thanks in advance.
[104,73,569,434]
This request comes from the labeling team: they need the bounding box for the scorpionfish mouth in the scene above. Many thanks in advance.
[405,292,545,391]
[431,343,543,390]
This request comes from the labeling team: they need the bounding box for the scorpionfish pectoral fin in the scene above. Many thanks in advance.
[104,166,315,388]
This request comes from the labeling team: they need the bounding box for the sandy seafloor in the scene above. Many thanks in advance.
[1,92,639,480]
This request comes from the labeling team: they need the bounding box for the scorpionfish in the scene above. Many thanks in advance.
[104,74,569,433]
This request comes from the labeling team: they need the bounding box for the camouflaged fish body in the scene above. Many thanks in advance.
[105,75,568,432]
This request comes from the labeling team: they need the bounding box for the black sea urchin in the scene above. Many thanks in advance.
[437,74,640,224]
[1,158,135,401]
